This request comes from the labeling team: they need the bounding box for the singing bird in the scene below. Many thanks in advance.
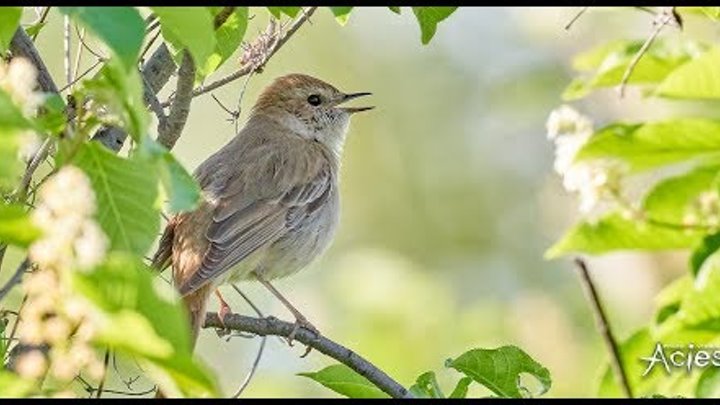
[151,73,373,348]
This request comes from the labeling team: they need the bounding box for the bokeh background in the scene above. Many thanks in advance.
[8,6,697,397]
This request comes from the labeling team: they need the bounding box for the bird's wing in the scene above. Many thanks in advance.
[178,142,334,295]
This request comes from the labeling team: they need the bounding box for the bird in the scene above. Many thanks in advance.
[150,73,373,351]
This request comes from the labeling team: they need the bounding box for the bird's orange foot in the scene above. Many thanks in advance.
[215,289,234,329]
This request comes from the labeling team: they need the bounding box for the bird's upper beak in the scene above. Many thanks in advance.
[337,92,374,114]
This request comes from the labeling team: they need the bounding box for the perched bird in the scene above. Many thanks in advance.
[151,73,373,349]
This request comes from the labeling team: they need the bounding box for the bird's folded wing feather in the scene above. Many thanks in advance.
[178,142,333,295]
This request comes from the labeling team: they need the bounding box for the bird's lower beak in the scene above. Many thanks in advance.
[338,92,374,113]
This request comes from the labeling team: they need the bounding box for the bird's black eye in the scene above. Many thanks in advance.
[307,94,321,106]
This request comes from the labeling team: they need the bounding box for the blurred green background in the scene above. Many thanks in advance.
[7,6,695,397]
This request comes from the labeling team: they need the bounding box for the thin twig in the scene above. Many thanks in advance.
[13,138,53,202]
[213,7,236,29]
[143,74,168,128]
[95,349,111,398]
[71,27,86,91]
[0,259,30,303]
[63,16,72,87]
[618,7,677,97]
[564,7,589,31]
[574,258,633,398]
[203,312,411,399]
[139,30,161,64]
[230,284,267,398]
[74,24,105,60]
[30,7,51,42]
[58,59,103,93]
[179,6,318,103]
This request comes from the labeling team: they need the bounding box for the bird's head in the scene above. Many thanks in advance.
[250,73,372,154]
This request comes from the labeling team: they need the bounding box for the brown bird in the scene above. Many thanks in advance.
[151,73,373,352]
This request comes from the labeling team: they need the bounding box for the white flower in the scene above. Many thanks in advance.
[37,166,96,218]
[546,104,593,141]
[546,105,625,214]
[15,351,47,379]
[73,221,108,270]
[0,57,43,115]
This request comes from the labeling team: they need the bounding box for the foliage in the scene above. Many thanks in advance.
[0,6,464,399]
[548,6,720,398]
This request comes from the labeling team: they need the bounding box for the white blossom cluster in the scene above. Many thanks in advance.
[15,166,109,390]
[684,190,720,229]
[546,105,625,215]
[0,57,44,162]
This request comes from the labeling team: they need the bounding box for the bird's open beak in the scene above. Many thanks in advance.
[338,92,374,113]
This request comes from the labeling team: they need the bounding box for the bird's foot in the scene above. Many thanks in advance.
[214,289,234,336]
[287,315,320,357]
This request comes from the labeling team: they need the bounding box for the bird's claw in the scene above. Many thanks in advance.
[286,316,320,357]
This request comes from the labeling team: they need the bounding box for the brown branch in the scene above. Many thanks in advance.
[574,258,633,398]
[203,312,412,399]
[213,7,236,29]
[182,6,318,103]
[157,51,195,150]
[0,259,30,303]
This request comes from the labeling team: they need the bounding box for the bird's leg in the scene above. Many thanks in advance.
[215,289,233,328]
[253,272,319,350]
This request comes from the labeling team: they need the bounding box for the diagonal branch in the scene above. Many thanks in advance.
[156,50,195,150]
[203,312,412,399]
[182,6,318,103]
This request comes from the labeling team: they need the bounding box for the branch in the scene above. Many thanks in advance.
[183,6,318,102]
[0,259,30,303]
[574,258,633,398]
[203,312,412,399]
[157,51,195,150]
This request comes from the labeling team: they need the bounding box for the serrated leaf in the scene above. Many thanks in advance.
[546,212,704,259]
[267,7,301,19]
[59,7,144,70]
[298,364,390,398]
[152,7,216,71]
[657,46,720,99]
[0,204,41,247]
[138,138,200,213]
[24,21,46,39]
[0,371,36,398]
[329,7,353,25]
[408,371,444,398]
[412,7,457,45]
[198,7,248,78]
[643,165,720,223]
[446,346,551,398]
[563,39,703,101]
[0,7,21,52]
[73,142,160,255]
[72,252,219,397]
[575,120,720,172]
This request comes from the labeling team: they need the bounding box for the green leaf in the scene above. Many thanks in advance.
[691,233,720,277]
[59,7,144,70]
[82,58,148,141]
[152,7,216,71]
[576,120,720,172]
[412,7,458,45]
[0,317,7,363]
[546,212,705,259]
[408,371,445,398]
[0,7,22,52]
[388,7,402,14]
[329,7,353,25]
[24,21,46,39]
[138,139,201,213]
[697,368,720,398]
[73,141,160,255]
[449,377,472,398]
[198,7,248,78]
[0,371,36,398]
[0,90,35,190]
[643,165,720,223]
[0,204,41,247]
[267,7,301,19]
[657,46,720,99]
[298,364,390,398]
[445,346,551,398]
[563,39,703,100]
[72,252,219,397]
[701,7,720,20]
[36,94,67,135]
